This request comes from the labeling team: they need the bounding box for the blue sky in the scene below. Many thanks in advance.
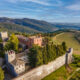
[0,0,80,23]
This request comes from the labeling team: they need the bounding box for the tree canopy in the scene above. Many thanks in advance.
[28,41,67,68]
[0,67,4,80]
[5,33,19,52]
[28,45,43,68]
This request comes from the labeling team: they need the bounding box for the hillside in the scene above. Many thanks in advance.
[0,22,40,33]
[0,17,58,33]
[53,32,80,54]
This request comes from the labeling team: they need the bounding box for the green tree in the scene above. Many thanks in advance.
[5,33,19,51]
[51,42,56,60]
[28,45,43,68]
[0,38,2,42]
[0,67,4,80]
[62,42,67,52]
[43,46,48,64]
[36,49,43,66]
[56,45,65,56]
[28,41,67,68]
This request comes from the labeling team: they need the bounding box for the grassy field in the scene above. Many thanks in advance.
[53,32,80,54]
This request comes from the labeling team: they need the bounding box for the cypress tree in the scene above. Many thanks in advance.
[28,45,43,68]
[43,46,48,64]
[62,42,67,52]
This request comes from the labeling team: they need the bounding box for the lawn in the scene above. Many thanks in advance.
[53,32,80,54]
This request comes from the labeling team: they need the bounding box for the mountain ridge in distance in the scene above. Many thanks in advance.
[0,17,58,33]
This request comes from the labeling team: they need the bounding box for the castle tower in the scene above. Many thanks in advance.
[5,50,16,63]
[65,48,73,67]
[0,32,8,41]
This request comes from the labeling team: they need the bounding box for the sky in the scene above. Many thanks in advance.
[0,0,80,23]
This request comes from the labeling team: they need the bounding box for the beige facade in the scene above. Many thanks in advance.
[6,50,16,63]
[14,63,25,74]
[0,32,8,41]
[17,35,43,49]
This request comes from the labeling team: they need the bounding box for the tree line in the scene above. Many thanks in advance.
[28,41,67,68]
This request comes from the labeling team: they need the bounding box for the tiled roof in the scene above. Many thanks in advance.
[11,59,25,66]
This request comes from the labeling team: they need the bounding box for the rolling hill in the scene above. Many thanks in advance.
[0,17,58,33]
[0,22,40,33]
[53,32,80,54]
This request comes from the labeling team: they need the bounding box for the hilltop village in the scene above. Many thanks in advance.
[0,31,73,80]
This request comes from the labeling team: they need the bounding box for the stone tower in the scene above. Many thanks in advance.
[5,50,16,63]
[0,32,8,41]
[65,48,73,67]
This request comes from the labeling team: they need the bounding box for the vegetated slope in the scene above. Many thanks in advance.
[0,17,58,33]
[53,32,80,54]
[0,22,40,33]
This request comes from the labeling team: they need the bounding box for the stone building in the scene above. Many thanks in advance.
[0,32,8,41]
[5,50,26,77]
[17,35,42,49]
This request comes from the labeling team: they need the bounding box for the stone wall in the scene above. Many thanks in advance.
[12,48,73,80]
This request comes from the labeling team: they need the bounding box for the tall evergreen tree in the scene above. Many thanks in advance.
[51,43,56,60]
[62,42,67,52]
[28,45,43,68]
[36,49,43,67]
[43,46,48,64]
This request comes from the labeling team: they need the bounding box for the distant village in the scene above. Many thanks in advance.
[0,31,73,80]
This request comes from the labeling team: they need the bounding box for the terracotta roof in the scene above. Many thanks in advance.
[16,35,29,41]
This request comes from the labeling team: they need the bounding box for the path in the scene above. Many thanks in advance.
[67,68,80,80]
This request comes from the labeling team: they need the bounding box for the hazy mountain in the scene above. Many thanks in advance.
[52,23,80,30]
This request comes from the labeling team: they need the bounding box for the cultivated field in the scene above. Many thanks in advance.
[53,32,80,54]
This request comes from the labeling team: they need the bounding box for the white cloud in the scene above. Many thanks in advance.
[6,0,50,6]
[23,0,50,6]
[6,0,63,6]
[66,4,80,11]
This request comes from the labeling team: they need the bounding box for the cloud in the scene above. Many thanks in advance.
[6,0,50,6]
[6,0,63,6]
[66,0,80,11]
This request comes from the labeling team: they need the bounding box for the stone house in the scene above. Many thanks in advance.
[0,32,8,41]
[0,32,8,49]
[5,50,26,77]
[17,35,42,49]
